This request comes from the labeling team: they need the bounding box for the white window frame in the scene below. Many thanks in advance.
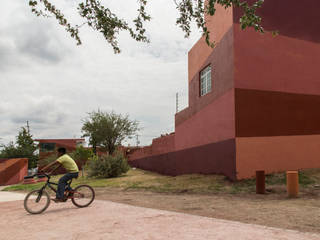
[200,65,212,96]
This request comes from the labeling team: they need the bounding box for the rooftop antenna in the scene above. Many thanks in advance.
[26,120,30,133]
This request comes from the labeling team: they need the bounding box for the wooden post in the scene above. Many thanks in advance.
[287,171,299,198]
[256,170,265,194]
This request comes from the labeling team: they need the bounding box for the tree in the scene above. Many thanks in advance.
[0,142,22,159]
[16,125,38,156]
[82,110,139,155]
[0,123,39,169]
[28,0,267,53]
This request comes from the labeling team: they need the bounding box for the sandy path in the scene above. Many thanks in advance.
[1,199,320,240]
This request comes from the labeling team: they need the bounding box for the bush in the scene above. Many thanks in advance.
[69,146,94,169]
[87,151,130,178]
[69,146,93,161]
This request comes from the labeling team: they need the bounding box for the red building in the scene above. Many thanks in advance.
[129,0,320,180]
[35,138,85,161]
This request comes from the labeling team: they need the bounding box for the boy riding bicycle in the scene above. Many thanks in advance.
[41,147,79,202]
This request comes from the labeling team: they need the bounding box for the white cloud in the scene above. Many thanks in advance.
[0,0,200,146]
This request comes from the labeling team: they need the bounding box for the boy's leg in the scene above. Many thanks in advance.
[56,173,74,199]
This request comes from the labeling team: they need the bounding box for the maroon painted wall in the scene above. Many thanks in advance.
[130,5,236,178]
[129,0,320,180]
[233,0,320,137]
[177,27,234,126]
[188,3,233,83]
[234,27,320,95]
[233,0,320,179]
[175,26,235,151]
[235,89,320,137]
[233,0,320,43]
[129,139,236,180]
[175,89,235,151]
[233,0,320,95]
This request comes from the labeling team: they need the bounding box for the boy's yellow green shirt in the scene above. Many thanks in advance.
[56,154,79,173]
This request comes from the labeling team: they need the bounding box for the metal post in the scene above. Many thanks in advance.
[176,92,179,113]
[287,171,299,198]
[256,170,265,194]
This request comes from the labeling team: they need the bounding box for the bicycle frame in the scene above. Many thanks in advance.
[24,172,95,214]
[37,174,74,201]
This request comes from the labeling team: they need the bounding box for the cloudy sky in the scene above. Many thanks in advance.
[0,0,201,147]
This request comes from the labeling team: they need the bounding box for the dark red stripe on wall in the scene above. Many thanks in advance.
[129,139,236,180]
[233,0,320,43]
[235,88,320,137]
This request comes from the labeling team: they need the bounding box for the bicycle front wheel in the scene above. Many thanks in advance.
[71,185,95,208]
[24,190,50,214]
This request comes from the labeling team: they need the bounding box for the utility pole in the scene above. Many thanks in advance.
[136,135,140,146]
[176,92,179,113]
[26,120,30,133]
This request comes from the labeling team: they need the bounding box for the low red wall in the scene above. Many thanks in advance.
[150,134,175,155]
[0,158,28,186]
[129,139,236,180]
[128,134,175,161]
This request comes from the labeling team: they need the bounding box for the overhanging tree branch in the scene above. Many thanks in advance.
[28,0,269,52]
[175,0,265,48]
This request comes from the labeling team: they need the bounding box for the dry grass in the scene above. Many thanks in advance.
[3,168,320,194]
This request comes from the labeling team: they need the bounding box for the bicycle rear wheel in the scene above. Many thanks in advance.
[24,190,50,214]
[71,185,95,208]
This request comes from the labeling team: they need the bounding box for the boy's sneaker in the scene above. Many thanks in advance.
[51,198,63,203]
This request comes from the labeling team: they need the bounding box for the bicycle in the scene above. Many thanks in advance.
[23,172,95,214]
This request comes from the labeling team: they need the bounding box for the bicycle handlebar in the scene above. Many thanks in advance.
[24,172,51,180]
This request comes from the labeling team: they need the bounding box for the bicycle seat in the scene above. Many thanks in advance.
[24,175,34,179]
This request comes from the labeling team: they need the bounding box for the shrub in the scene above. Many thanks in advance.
[69,146,94,168]
[87,151,129,178]
[69,146,93,161]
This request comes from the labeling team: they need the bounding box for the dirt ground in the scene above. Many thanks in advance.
[94,187,320,234]
[2,199,320,240]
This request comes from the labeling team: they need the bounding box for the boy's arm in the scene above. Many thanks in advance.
[41,161,61,173]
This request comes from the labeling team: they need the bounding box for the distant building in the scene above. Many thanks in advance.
[35,138,85,160]
[128,0,320,180]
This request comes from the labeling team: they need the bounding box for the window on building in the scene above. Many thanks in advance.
[200,65,212,96]
[40,143,56,152]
